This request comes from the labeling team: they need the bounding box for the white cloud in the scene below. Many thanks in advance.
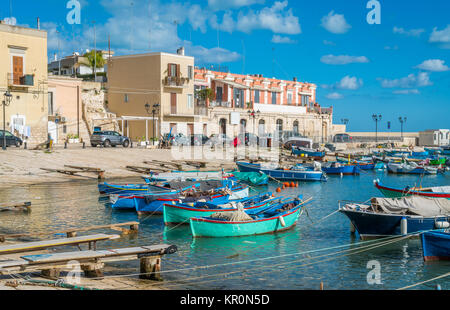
[271,35,296,44]
[208,0,265,11]
[379,72,432,88]
[384,45,399,50]
[210,12,236,33]
[323,40,335,46]
[190,46,241,64]
[326,92,343,100]
[393,26,425,37]
[393,89,420,95]
[320,55,369,65]
[429,25,450,49]
[321,11,351,34]
[236,1,301,34]
[416,59,449,72]
[323,76,363,90]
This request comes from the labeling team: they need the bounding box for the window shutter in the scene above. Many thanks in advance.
[177,64,181,78]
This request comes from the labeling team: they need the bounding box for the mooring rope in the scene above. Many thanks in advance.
[396,272,450,290]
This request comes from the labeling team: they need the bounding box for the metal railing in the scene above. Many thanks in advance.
[209,101,232,108]
[163,76,189,88]
[7,73,34,87]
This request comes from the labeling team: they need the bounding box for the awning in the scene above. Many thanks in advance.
[213,79,249,89]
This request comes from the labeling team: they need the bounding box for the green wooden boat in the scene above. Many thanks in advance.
[429,158,446,166]
[189,197,307,238]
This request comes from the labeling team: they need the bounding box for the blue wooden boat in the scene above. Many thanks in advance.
[98,182,174,195]
[189,196,308,238]
[336,157,375,170]
[291,147,325,160]
[321,162,360,175]
[374,180,450,200]
[339,196,450,239]
[441,146,450,156]
[143,170,234,183]
[163,193,278,225]
[236,162,326,182]
[421,231,450,261]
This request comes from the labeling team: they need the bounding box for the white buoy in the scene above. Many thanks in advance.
[340,172,343,178]
[401,217,408,235]
[435,221,450,229]
[279,216,286,227]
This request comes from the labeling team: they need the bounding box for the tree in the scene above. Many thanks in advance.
[82,50,105,75]
[196,88,215,103]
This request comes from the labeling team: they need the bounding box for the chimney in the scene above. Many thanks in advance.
[54,53,58,61]
[177,47,185,56]
[37,17,40,29]
[293,77,297,82]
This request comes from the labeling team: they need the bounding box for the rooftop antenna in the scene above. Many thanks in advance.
[241,39,245,75]
[130,1,134,52]
[272,47,275,78]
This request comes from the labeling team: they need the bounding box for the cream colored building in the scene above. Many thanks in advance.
[106,49,207,141]
[0,22,48,144]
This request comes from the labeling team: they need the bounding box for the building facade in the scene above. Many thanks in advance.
[194,69,333,142]
[419,129,450,146]
[106,50,208,142]
[0,22,48,144]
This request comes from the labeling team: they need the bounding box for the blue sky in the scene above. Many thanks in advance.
[2,0,449,132]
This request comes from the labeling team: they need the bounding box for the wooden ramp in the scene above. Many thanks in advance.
[0,244,177,280]
[0,234,119,255]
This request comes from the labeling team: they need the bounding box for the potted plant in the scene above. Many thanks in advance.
[67,134,80,144]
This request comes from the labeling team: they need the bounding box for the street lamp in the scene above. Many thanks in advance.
[399,117,407,141]
[146,102,160,144]
[372,114,382,143]
[247,109,260,146]
[2,91,13,150]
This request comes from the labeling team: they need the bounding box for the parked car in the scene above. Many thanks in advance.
[171,134,190,146]
[189,134,210,146]
[238,133,259,146]
[333,133,352,143]
[0,130,23,147]
[90,131,130,148]
[283,137,313,149]
[206,134,233,146]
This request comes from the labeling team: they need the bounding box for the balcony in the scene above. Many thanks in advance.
[209,101,232,108]
[7,73,34,87]
[163,76,189,88]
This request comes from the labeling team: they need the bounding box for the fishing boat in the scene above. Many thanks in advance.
[441,146,450,156]
[421,231,450,261]
[236,161,326,182]
[374,180,450,199]
[163,193,278,225]
[115,183,249,214]
[291,146,325,160]
[98,182,175,195]
[189,196,308,238]
[321,162,360,175]
[387,162,438,175]
[143,170,233,183]
[339,196,450,239]
[336,157,375,170]
[230,171,269,186]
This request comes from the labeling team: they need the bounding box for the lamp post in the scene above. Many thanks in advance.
[2,91,13,150]
[146,102,160,144]
[372,114,382,143]
[399,117,407,141]
[341,118,349,125]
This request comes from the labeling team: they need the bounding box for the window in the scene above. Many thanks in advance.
[168,64,178,77]
[272,92,277,105]
[187,94,194,109]
[170,123,177,134]
[254,90,260,103]
[188,66,193,79]
[293,121,299,134]
[287,92,293,105]
[301,95,310,106]
[124,94,129,103]
[216,87,223,101]
[171,93,177,114]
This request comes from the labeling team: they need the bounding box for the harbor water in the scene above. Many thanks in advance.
[1,171,449,290]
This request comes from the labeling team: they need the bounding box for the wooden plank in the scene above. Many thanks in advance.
[40,168,81,176]
[0,222,139,241]
[64,165,104,173]
[0,234,119,255]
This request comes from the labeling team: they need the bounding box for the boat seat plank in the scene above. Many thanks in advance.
[0,234,119,255]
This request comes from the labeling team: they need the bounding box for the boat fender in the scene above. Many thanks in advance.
[435,221,450,229]
[188,203,194,207]
[400,217,408,235]
[279,216,286,227]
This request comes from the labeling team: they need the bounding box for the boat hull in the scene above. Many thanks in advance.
[322,165,360,175]
[421,231,450,261]
[339,209,447,239]
[190,207,302,238]
[236,162,325,182]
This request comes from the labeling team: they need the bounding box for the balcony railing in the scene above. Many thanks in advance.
[163,76,189,88]
[209,101,232,108]
[7,73,34,87]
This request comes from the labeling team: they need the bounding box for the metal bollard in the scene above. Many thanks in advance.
[130,142,133,148]
[64,142,67,149]
[83,142,86,149]
[24,142,27,150]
